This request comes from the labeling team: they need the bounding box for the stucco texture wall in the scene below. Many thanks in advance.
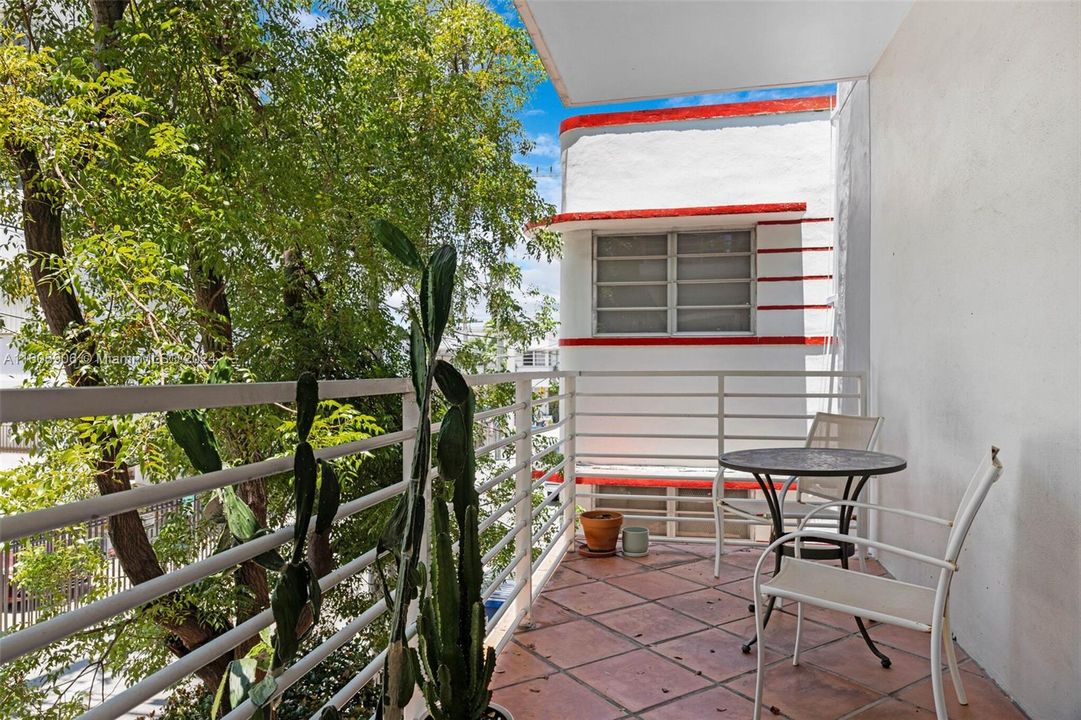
[867,3,1081,718]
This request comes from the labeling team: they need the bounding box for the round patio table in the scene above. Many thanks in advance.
[719,447,907,667]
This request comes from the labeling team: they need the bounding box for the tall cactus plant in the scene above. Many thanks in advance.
[372,220,496,720]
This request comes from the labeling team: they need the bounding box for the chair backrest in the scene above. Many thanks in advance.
[798,412,885,501]
[944,446,1004,564]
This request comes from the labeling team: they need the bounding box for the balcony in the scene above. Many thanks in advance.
[0,369,1030,719]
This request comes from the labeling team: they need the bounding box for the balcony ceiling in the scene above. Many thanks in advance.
[514,0,913,106]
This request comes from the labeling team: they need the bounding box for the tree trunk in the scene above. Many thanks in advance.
[190,246,235,359]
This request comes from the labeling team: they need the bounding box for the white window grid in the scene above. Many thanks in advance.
[591,228,757,336]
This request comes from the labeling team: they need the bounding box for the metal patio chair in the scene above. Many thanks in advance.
[713,412,884,576]
[749,446,1004,720]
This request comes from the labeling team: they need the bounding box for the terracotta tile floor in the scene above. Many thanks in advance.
[493,541,1030,720]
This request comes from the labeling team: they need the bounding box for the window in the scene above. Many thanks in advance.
[593,230,754,334]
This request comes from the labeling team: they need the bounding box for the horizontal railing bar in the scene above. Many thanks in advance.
[575,452,718,460]
[577,432,717,439]
[532,482,569,516]
[576,370,862,378]
[531,517,573,575]
[1,429,415,543]
[591,512,714,523]
[576,392,717,398]
[78,545,385,720]
[478,490,531,534]
[531,497,573,545]
[0,373,571,423]
[534,416,570,434]
[222,598,390,720]
[476,460,528,495]
[475,401,527,422]
[540,391,573,402]
[724,434,807,441]
[723,392,860,398]
[0,480,406,664]
[309,623,417,720]
[482,549,527,602]
[481,525,519,566]
[475,431,526,458]
[531,459,568,491]
[724,413,815,420]
[576,491,713,503]
[529,437,567,466]
[577,411,718,418]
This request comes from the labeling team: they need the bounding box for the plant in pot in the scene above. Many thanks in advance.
[578,510,624,556]
[371,220,509,720]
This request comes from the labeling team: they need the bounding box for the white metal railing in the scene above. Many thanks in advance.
[0,367,862,718]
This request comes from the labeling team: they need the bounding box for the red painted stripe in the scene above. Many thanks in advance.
[559,335,830,347]
[757,274,833,282]
[757,246,833,254]
[559,96,834,135]
[758,217,834,226]
[575,476,784,492]
[758,304,832,311]
[528,202,806,230]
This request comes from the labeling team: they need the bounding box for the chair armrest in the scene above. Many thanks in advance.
[798,500,952,531]
[754,529,956,575]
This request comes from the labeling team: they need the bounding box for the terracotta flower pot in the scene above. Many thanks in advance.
[579,510,624,552]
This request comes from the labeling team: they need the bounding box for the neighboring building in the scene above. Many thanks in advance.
[541,97,839,479]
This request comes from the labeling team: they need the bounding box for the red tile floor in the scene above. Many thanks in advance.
[492,542,1029,720]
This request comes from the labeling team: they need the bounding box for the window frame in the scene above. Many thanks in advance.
[592,228,757,336]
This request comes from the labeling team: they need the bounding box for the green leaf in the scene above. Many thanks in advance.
[165,410,222,474]
[252,548,285,572]
[306,560,322,624]
[293,442,317,562]
[249,675,277,707]
[409,320,427,404]
[271,563,309,668]
[315,459,341,535]
[207,357,233,384]
[222,487,261,542]
[210,662,229,719]
[371,219,422,270]
[228,658,258,709]
[436,405,467,482]
[433,360,469,405]
[427,245,457,350]
[295,372,318,443]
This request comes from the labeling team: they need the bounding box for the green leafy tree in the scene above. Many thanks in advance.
[0,0,557,715]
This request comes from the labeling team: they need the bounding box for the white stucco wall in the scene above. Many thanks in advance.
[866,3,1081,718]
[562,113,833,216]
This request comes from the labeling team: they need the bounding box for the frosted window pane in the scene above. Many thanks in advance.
[597,284,667,308]
[677,231,752,254]
[596,234,667,257]
[677,308,751,332]
[677,255,751,281]
[596,258,667,282]
[677,282,751,307]
[597,310,667,334]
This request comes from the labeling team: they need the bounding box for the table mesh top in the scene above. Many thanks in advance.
[719,447,907,476]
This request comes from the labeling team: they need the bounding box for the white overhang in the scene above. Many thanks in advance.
[528,202,808,233]
[513,0,912,106]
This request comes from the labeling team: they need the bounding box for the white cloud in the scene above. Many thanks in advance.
[294,9,327,29]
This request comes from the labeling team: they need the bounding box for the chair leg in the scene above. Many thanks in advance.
[753,592,767,720]
[930,619,948,720]
[792,602,804,666]
[943,610,968,705]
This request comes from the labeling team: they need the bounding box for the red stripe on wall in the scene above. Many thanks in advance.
[757,246,833,254]
[758,217,834,226]
[528,202,806,229]
[757,304,832,311]
[757,274,833,282]
[559,336,831,347]
[559,96,835,135]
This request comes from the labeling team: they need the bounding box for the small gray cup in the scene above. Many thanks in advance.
[621,526,649,556]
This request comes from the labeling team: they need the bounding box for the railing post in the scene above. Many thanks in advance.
[562,375,577,555]
[513,378,534,627]
[716,373,726,555]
